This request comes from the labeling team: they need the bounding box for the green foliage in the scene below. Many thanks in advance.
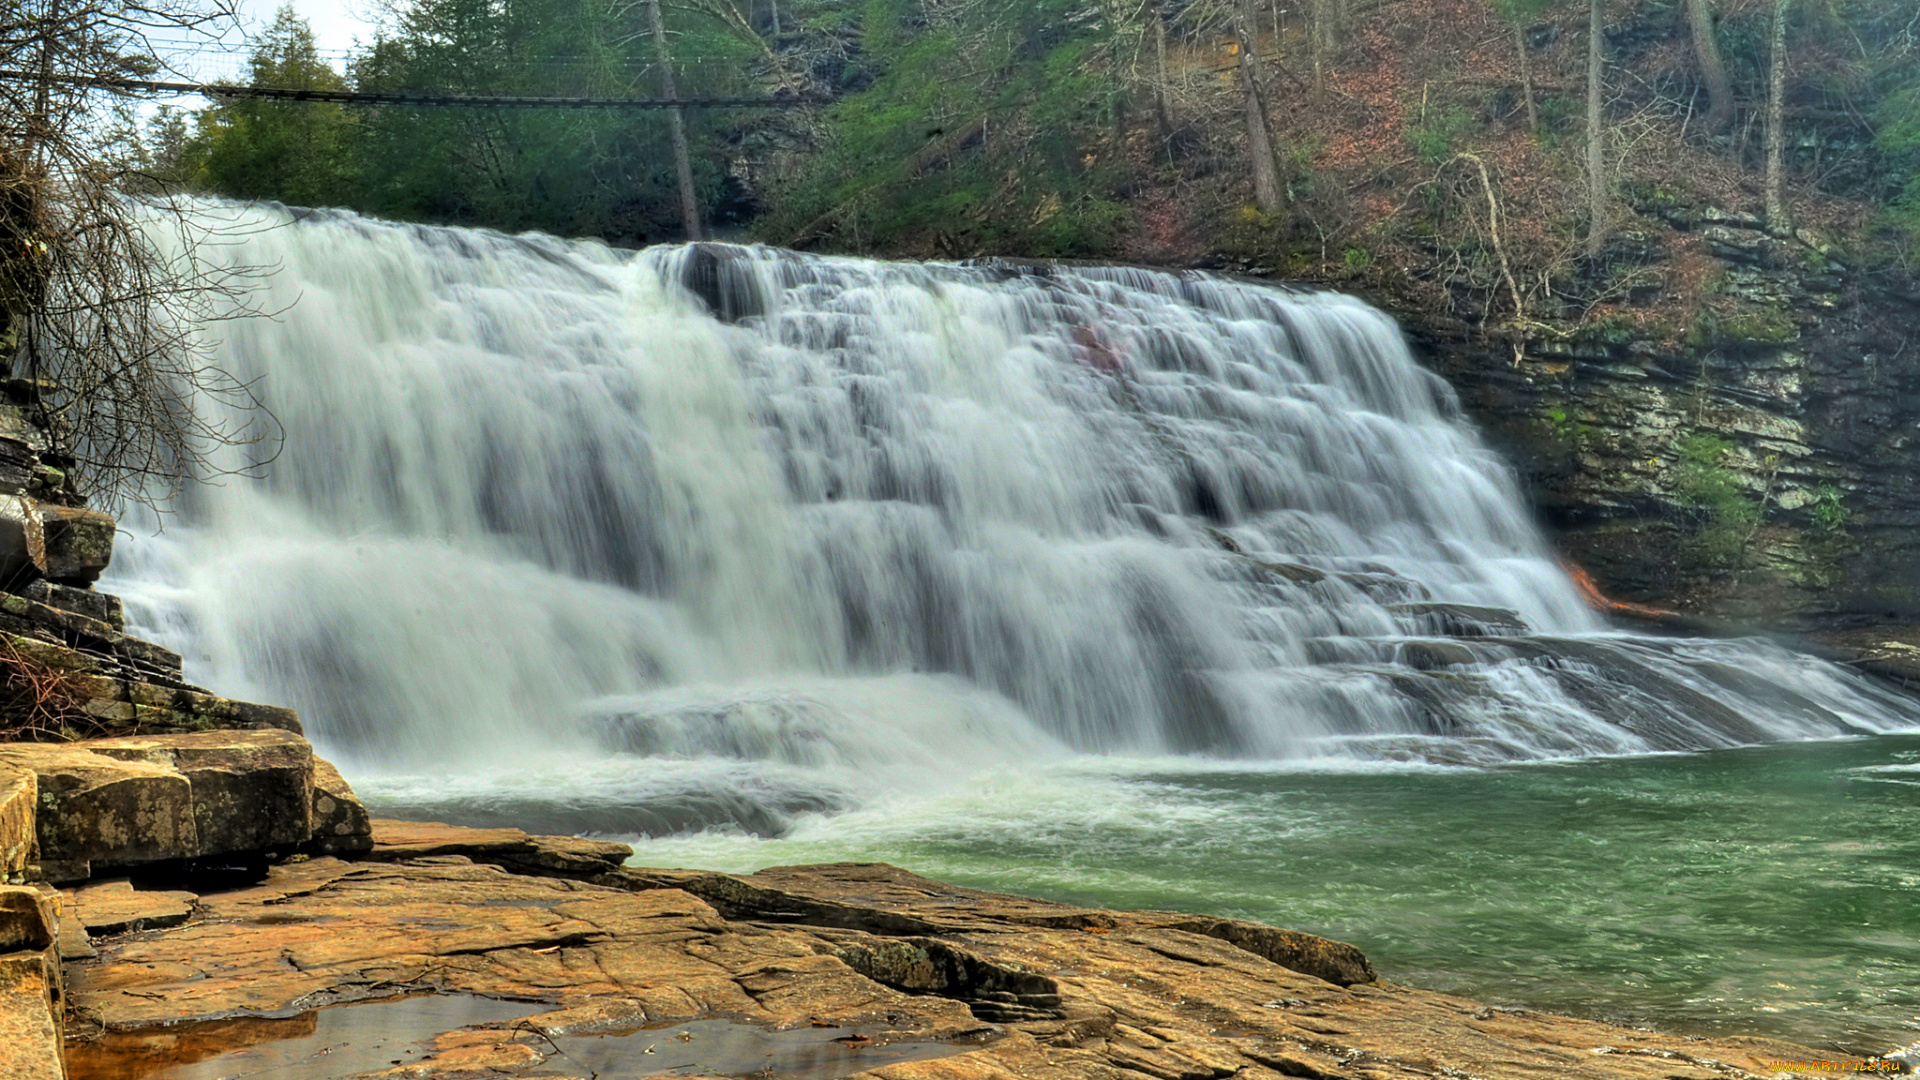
[1808,483,1850,534]
[1342,246,1373,272]
[186,6,358,209]
[164,0,764,241]
[1540,404,1590,452]
[1673,433,1758,571]
[1405,106,1477,167]
[1875,84,1920,249]
[752,0,1142,255]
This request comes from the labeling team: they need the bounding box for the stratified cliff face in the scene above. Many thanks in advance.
[1407,195,1920,628]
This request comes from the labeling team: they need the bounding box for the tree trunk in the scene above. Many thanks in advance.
[768,0,780,38]
[1585,0,1607,256]
[1238,0,1283,213]
[1684,0,1732,133]
[1764,0,1789,230]
[1153,4,1174,149]
[1309,0,1327,107]
[1514,22,1538,135]
[647,0,701,240]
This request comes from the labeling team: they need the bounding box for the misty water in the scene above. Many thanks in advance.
[110,203,1920,1053]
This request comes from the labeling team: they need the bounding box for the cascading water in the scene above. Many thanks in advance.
[95,202,1920,1051]
[109,202,1918,836]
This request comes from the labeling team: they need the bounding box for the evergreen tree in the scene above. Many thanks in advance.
[190,5,359,208]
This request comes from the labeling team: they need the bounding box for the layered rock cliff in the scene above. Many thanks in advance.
[1405,197,1920,629]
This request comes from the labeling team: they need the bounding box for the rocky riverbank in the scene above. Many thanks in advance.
[13,815,1903,1080]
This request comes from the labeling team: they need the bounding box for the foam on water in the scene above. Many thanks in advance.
[108,202,1919,835]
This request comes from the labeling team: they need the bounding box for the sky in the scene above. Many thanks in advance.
[172,0,381,81]
[236,0,378,55]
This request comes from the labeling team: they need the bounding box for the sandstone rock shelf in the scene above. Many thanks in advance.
[49,818,1887,1080]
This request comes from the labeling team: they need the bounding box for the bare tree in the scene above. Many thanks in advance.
[1236,0,1282,213]
[644,0,701,239]
[1764,0,1789,230]
[1585,0,1608,255]
[1683,0,1732,133]
[0,0,280,512]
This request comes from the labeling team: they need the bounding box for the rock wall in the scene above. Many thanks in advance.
[1409,198,1920,627]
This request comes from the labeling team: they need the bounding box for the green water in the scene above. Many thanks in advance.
[628,734,1920,1054]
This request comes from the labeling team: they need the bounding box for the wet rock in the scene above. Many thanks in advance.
[308,757,373,856]
[1398,640,1479,670]
[1387,602,1528,637]
[0,764,32,878]
[38,505,114,585]
[1166,916,1376,986]
[680,243,770,324]
[62,836,1830,1080]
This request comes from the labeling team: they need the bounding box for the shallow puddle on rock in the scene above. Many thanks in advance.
[67,994,996,1079]
[66,994,547,1079]
[545,1018,997,1079]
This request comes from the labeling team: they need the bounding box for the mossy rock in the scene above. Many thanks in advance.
[1719,308,1798,344]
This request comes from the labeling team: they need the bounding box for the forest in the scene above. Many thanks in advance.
[115,0,1920,334]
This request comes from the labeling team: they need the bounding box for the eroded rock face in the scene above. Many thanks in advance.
[0,947,63,1080]
[61,824,1848,1080]
[0,882,63,1079]
[309,757,373,856]
[0,763,32,878]
[0,884,55,953]
[37,506,113,586]
[1413,204,1920,624]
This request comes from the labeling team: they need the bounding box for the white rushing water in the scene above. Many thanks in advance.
[106,203,1920,836]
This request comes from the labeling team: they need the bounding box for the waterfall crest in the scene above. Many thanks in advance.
[108,204,1918,831]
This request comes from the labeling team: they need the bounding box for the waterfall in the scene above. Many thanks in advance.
[106,203,1919,834]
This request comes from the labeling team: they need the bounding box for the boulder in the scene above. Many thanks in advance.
[309,756,373,855]
[38,505,114,585]
[0,743,194,882]
[0,730,317,881]
[0,764,32,878]
[87,730,314,856]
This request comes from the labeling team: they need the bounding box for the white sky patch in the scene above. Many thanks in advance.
[136,1,380,116]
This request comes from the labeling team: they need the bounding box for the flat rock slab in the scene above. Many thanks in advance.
[67,879,196,936]
[365,818,632,879]
[59,822,1846,1080]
